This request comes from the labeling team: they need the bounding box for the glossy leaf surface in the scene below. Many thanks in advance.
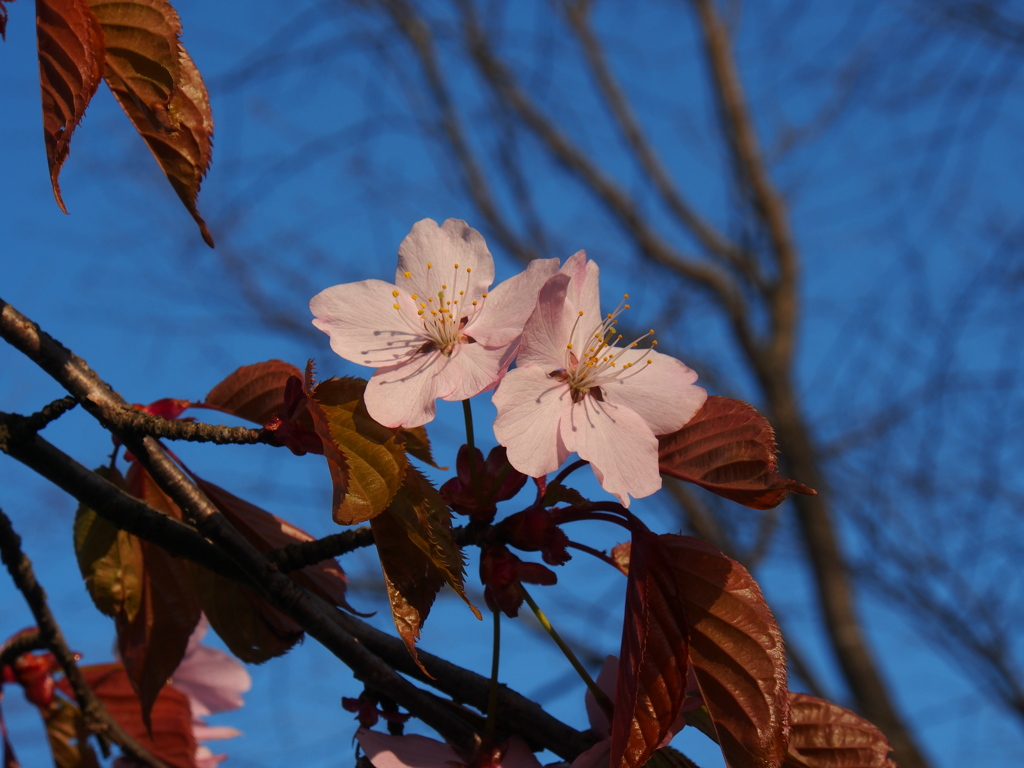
[35,0,104,211]
[86,0,214,246]
[783,693,896,768]
[306,369,407,525]
[611,527,690,768]
[658,397,815,509]
[663,534,789,768]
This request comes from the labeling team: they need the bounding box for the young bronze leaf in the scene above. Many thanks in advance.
[202,360,305,424]
[782,693,896,768]
[399,424,443,469]
[195,477,360,614]
[661,535,789,768]
[86,0,214,246]
[121,465,202,726]
[658,396,815,510]
[190,566,303,664]
[70,663,197,768]
[40,698,101,768]
[371,468,476,666]
[73,469,144,621]
[610,526,690,768]
[307,373,407,525]
[36,0,104,212]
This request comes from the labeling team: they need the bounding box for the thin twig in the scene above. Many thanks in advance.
[0,506,169,768]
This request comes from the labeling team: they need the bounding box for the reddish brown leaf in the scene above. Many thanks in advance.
[371,468,476,668]
[86,0,214,246]
[1,1,13,40]
[662,534,789,768]
[399,425,443,469]
[611,527,690,768]
[783,694,895,768]
[72,663,197,768]
[195,478,360,614]
[202,360,305,425]
[305,367,407,525]
[35,0,104,212]
[39,698,100,768]
[658,396,816,510]
[121,465,202,726]
[190,566,303,664]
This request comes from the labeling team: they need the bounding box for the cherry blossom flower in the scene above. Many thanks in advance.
[492,251,707,506]
[357,728,541,768]
[169,617,251,768]
[310,219,559,428]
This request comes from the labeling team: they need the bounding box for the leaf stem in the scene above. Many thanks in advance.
[521,587,613,716]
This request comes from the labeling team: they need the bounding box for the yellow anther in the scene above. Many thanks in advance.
[623,293,629,299]
[482,292,488,298]
[404,271,412,278]
[624,304,630,309]
[427,262,433,268]
[651,340,658,346]
[466,267,472,272]
[392,290,399,297]
[454,263,459,268]
[579,310,584,316]
[646,359,653,364]
[393,304,400,310]
[567,343,574,349]
[472,301,478,306]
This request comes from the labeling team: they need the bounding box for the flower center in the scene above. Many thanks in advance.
[391,261,487,356]
[550,294,656,403]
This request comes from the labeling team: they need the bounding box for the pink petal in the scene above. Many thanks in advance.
[493,366,572,478]
[599,349,707,436]
[568,739,610,768]
[396,219,494,303]
[567,398,662,506]
[195,746,228,768]
[516,274,573,370]
[584,656,618,737]
[441,343,513,401]
[357,729,461,768]
[192,723,243,743]
[364,352,449,428]
[311,280,425,368]
[500,737,544,768]
[468,257,560,348]
[171,645,251,717]
[560,251,600,320]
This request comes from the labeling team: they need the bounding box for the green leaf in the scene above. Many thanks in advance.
[658,397,815,509]
[305,367,407,525]
[74,468,143,621]
[371,467,477,667]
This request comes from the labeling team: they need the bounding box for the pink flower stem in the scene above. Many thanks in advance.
[485,608,501,745]
[566,541,620,571]
[551,459,589,487]
[461,399,481,502]
[520,588,612,716]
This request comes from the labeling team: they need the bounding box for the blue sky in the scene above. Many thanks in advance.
[3,2,1024,767]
